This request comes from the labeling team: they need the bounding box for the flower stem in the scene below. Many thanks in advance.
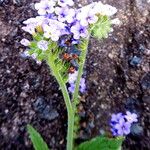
[72,37,90,107]
[47,55,74,150]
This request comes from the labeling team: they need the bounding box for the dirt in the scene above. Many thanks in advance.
[0,0,149,150]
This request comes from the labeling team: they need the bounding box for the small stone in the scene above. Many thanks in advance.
[141,73,150,90]
[125,97,141,115]
[13,0,23,6]
[40,105,59,121]
[33,97,59,121]
[130,123,144,137]
[138,44,145,52]
[130,56,142,66]
[108,53,114,59]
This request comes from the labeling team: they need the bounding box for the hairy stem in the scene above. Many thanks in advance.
[72,37,90,107]
[47,55,74,150]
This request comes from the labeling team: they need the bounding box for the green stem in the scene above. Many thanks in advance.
[72,37,90,107]
[47,55,74,150]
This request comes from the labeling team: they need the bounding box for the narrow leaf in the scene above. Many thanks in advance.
[27,124,49,150]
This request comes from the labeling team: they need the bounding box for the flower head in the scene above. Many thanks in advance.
[93,2,117,16]
[110,112,138,137]
[80,78,86,93]
[125,111,138,124]
[71,21,88,39]
[114,119,131,136]
[20,38,30,46]
[35,0,55,15]
[68,83,75,93]
[77,4,98,26]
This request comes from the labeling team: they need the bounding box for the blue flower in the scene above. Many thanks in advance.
[71,21,88,39]
[110,112,138,136]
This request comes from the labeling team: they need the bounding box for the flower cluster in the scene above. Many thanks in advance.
[68,71,86,93]
[20,0,117,85]
[110,111,138,136]
[21,0,117,44]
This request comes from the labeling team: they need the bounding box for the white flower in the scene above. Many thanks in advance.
[125,111,138,124]
[68,71,78,84]
[93,2,117,16]
[43,20,67,41]
[22,25,35,35]
[20,38,30,46]
[22,17,45,35]
[35,0,55,15]
[37,40,48,51]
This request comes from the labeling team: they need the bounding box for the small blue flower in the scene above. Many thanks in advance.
[125,111,138,123]
[110,112,138,137]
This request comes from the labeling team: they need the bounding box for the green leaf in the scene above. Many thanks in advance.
[27,125,49,150]
[91,15,111,39]
[75,136,124,150]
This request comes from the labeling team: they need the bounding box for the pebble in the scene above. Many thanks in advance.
[13,0,23,6]
[33,97,59,121]
[130,123,144,137]
[130,56,142,66]
[125,97,141,115]
[141,73,150,90]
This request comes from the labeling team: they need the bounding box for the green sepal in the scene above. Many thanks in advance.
[33,33,43,41]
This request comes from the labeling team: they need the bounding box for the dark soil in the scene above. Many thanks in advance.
[0,0,149,150]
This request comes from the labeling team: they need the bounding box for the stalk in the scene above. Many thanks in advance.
[47,55,74,150]
[72,37,90,107]
[47,36,90,150]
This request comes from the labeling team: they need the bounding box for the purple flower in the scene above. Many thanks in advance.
[68,71,86,94]
[110,111,138,137]
[71,21,88,39]
[80,78,86,93]
[58,0,74,7]
[35,0,55,15]
[68,83,75,93]
[115,119,131,136]
[125,111,138,124]
[76,5,98,26]
[111,113,124,124]
[55,7,76,24]
[20,38,30,46]
[37,40,48,51]
[55,7,69,22]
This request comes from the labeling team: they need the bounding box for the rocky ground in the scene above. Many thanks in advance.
[0,0,149,150]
